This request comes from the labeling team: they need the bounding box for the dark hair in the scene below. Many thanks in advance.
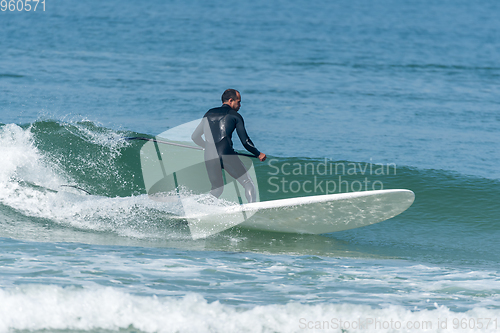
[221,89,240,103]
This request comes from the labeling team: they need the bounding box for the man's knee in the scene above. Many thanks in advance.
[241,178,256,203]
[210,186,224,198]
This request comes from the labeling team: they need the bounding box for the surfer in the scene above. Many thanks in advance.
[191,89,266,203]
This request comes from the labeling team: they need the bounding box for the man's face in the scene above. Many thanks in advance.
[228,92,241,111]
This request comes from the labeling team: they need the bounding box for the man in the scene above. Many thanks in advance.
[191,89,266,203]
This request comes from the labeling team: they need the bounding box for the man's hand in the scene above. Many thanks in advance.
[258,153,267,162]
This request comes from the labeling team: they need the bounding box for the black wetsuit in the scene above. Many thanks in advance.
[191,104,260,202]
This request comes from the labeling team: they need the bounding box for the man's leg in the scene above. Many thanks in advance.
[204,152,224,198]
[222,154,257,203]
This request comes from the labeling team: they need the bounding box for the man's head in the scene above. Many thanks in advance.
[222,89,241,111]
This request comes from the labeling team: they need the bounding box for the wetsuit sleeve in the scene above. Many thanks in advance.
[235,115,261,156]
[191,118,206,148]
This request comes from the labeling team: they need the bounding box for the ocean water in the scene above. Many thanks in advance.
[1,0,499,332]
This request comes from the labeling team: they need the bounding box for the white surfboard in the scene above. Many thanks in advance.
[184,189,414,239]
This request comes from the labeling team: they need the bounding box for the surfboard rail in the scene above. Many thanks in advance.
[185,189,415,239]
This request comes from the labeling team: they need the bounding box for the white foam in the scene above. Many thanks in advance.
[0,285,499,333]
[0,124,65,188]
[64,119,129,156]
[0,124,187,240]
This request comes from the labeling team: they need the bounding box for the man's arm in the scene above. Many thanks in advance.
[191,118,206,148]
[235,115,266,161]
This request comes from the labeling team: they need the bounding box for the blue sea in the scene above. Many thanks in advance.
[1,0,499,332]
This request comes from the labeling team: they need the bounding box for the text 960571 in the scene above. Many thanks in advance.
[1,0,45,11]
